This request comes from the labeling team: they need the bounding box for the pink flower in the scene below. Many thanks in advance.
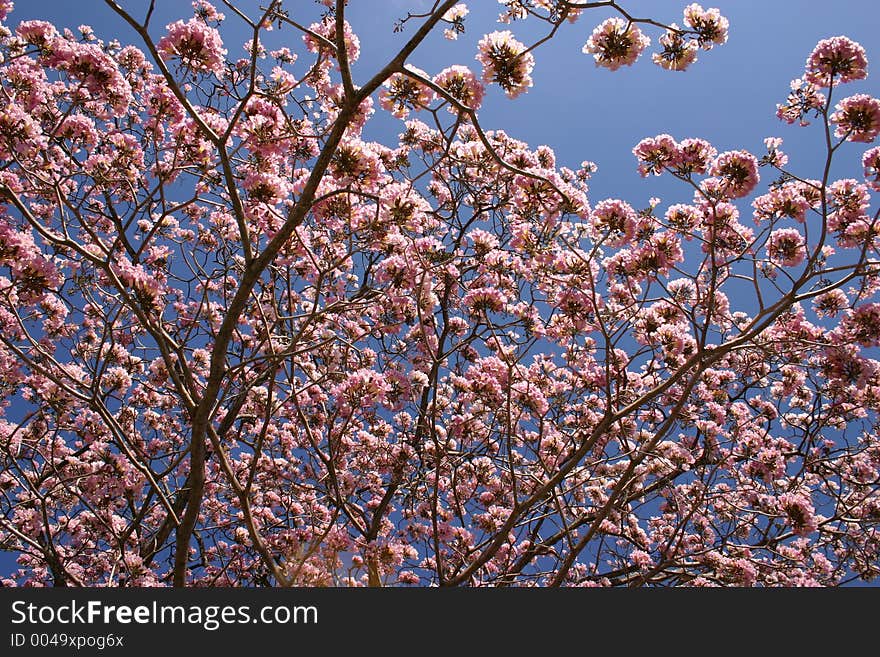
[442,3,468,41]
[829,178,871,217]
[653,27,698,71]
[443,3,469,21]
[630,550,653,569]
[763,136,788,167]
[682,4,729,49]
[242,170,291,205]
[813,289,848,318]
[467,228,500,254]
[379,67,434,119]
[463,286,506,315]
[476,31,534,98]
[863,146,880,190]
[0,1,12,22]
[767,228,806,267]
[708,150,760,198]
[778,492,818,536]
[777,77,827,126]
[632,134,678,176]
[304,18,360,63]
[841,303,880,347]
[590,199,638,246]
[0,101,46,160]
[752,184,810,224]
[192,0,224,23]
[676,137,717,174]
[831,94,880,143]
[583,18,650,71]
[805,36,868,87]
[665,204,701,237]
[433,65,485,112]
[158,18,226,76]
[827,178,872,247]
[16,20,59,47]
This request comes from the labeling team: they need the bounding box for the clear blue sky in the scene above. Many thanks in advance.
[12,0,880,207]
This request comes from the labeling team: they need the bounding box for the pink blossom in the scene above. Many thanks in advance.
[763,136,789,167]
[805,36,868,87]
[304,18,360,63]
[778,492,819,536]
[813,289,849,318]
[39,36,134,117]
[767,228,806,267]
[433,65,485,111]
[831,94,880,143]
[676,137,717,174]
[463,286,507,315]
[158,18,226,76]
[0,101,46,160]
[863,146,880,190]
[841,303,880,347]
[590,199,638,246]
[708,150,760,198]
[476,31,534,98]
[192,0,224,23]
[16,20,59,46]
[379,67,434,119]
[682,4,729,49]
[442,3,468,40]
[665,204,701,236]
[632,134,678,176]
[653,27,698,71]
[777,77,826,126]
[752,183,810,223]
[827,178,871,246]
[583,18,650,71]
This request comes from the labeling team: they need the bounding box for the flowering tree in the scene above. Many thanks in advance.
[0,0,878,587]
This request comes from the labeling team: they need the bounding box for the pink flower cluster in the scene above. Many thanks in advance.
[682,3,729,49]
[590,198,638,247]
[752,182,814,224]
[442,3,468,41]
[778,492,819,536]
[863,146,880,190]
[762,136,788,167]
[158,18,226,76]
[583,18,650,71]
[304,18,360,64]
[766,227,807,268]
[0,101,45,160]
[0,221,62,303]
[841,303,880,347]
[19,23,135,117]
[805,36,868,87]
[831,94,880,143]
[827,178,872,247]
[632,134,717,178]
[707,150,760,198]
[432,65,485,112]
[476,30,534,98]
[111,258,164,312]
[379,67,434,119]
[776,77,827,126]
[653,28,698,71]
[192,0,224,23]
